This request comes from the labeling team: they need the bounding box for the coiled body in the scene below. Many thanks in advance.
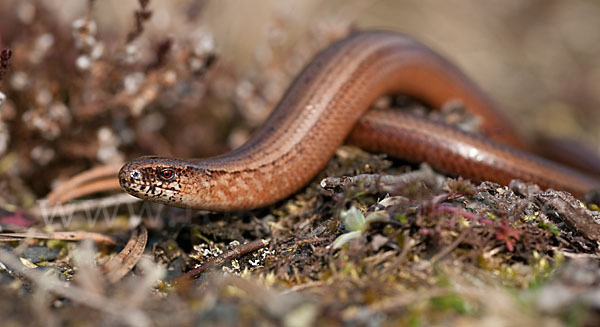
[119,31,600,211]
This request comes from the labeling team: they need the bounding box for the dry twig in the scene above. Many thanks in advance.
[0,48,12,80]
[536,190,600,242]
[320,163,443,195]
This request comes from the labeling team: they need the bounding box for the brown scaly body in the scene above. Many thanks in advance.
[119,31,600,211]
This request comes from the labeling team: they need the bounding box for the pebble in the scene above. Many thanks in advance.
[163,257,184,281]
[22,246,60,263]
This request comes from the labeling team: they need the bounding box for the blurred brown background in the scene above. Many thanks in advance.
[46,0,600,138]
[1,0,600,202]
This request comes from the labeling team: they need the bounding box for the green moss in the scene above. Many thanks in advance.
[395,214,408,224]
[430,294,468,314]
[537,221,561,236]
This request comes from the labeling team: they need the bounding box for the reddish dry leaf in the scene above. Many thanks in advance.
[0,210,35,228]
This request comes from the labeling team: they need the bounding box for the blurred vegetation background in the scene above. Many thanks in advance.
[87,0,600,137]
[1,0,600,203]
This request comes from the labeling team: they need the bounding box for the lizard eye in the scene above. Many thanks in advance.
[159,168,175,181]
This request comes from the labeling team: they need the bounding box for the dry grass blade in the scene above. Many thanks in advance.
[365,288,448,314]
[102,225,148,283]
[429,229,470,264]
[29,193,141,221]
[0,248,151,327]
[0,237,22,242]
[49,178,122,204]
[46,164,122,204]
[0,231,117,244]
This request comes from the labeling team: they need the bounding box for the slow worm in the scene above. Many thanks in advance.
[118,31,600,211]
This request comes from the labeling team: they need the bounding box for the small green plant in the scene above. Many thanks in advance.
[332,206,366,249]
